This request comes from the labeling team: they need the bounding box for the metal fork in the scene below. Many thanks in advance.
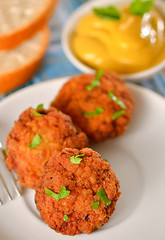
[0,142,21,205]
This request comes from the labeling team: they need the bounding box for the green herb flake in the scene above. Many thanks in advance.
[96,189,111,205]
[108,90,126,109]
[93,6,121,20]
[58,186,70,200]
[130,0,154,16]
[86,69,103,90]
[84,107,104,118]
[70,154,85,164]
[91,201,100,209]
[104,159,108,162]
[36,104,44,110]
[33,111,43,117]
[63,215,69,221]
[2,149,6,156]
[45,187,59,201]
[86,80,100,91]
[33,103,44,117]
[45,186,70,201]
[112,110,126,121]
[29,133,42,149]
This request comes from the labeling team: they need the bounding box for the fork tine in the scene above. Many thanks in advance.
[0,173,12,203]
[11,170,21,197]
[0,148,21,204]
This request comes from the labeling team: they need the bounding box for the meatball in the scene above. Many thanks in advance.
[51,71,135,141]
[35,148,120,235]
[5,107,88,189]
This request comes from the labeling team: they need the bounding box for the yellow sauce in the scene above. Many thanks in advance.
[71,5,165,74]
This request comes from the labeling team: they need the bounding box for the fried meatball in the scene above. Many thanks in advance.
[6,107,88,189]
[35,148,120,235]
[51,71,135,141]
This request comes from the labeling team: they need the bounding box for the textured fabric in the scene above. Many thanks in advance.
[0,0,165,100]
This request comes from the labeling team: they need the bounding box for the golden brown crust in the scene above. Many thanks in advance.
[5,107,89,189]
[0,0,57,50]
[35,148,120,235]
[51,72,135,141]
[0,27,49,94]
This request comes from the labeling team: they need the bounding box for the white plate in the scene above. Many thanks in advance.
[0,77,165,240]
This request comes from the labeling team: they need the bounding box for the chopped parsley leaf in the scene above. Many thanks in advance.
[44,187,59,200]
[63,215,69,221]
[86,69,103,90]
[45,186,70,201]
[93,6,121,20]
[96,189,111,205]
[130,0,154,16]
[29,134,42,149]
[108,90,126,109]
[91,201,100,209]
[70,154,84,164]
[2,149,6,156]
[33,103,44,117]
[112,110,125,120]
[33,111,43,117]
[36,104,44,110]
[84,107,104,118]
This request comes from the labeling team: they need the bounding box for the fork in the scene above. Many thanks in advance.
[0,142,21,205]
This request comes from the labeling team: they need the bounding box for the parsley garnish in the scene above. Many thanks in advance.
[84,107,104,118]
[63,215,69,221]
[97,189,111,205]
[108,90,126,109]
[112,110,125,120]
[70,154,84,164]
[130,0,154,16]
[104,159,108,162]
[33,104,44,117]
[2,149,6,156]
[93,6,121,20]
[29,134,42,149]
[45,186,70,201]
[36,103,44,110]
[91,201,100,209]
[86,69,103,90]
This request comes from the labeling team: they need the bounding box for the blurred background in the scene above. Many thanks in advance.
[0,0,164,99]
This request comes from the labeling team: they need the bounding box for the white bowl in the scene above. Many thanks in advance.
[62,0,165,82]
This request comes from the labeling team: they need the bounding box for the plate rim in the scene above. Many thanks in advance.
[0,77,165,108]
[0,76,165,240]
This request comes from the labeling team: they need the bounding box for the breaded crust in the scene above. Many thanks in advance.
[51,72,135,141]
[35,148,120,235]
[5,107,88,189]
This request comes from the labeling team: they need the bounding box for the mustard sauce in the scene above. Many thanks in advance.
[71,5,165,74]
